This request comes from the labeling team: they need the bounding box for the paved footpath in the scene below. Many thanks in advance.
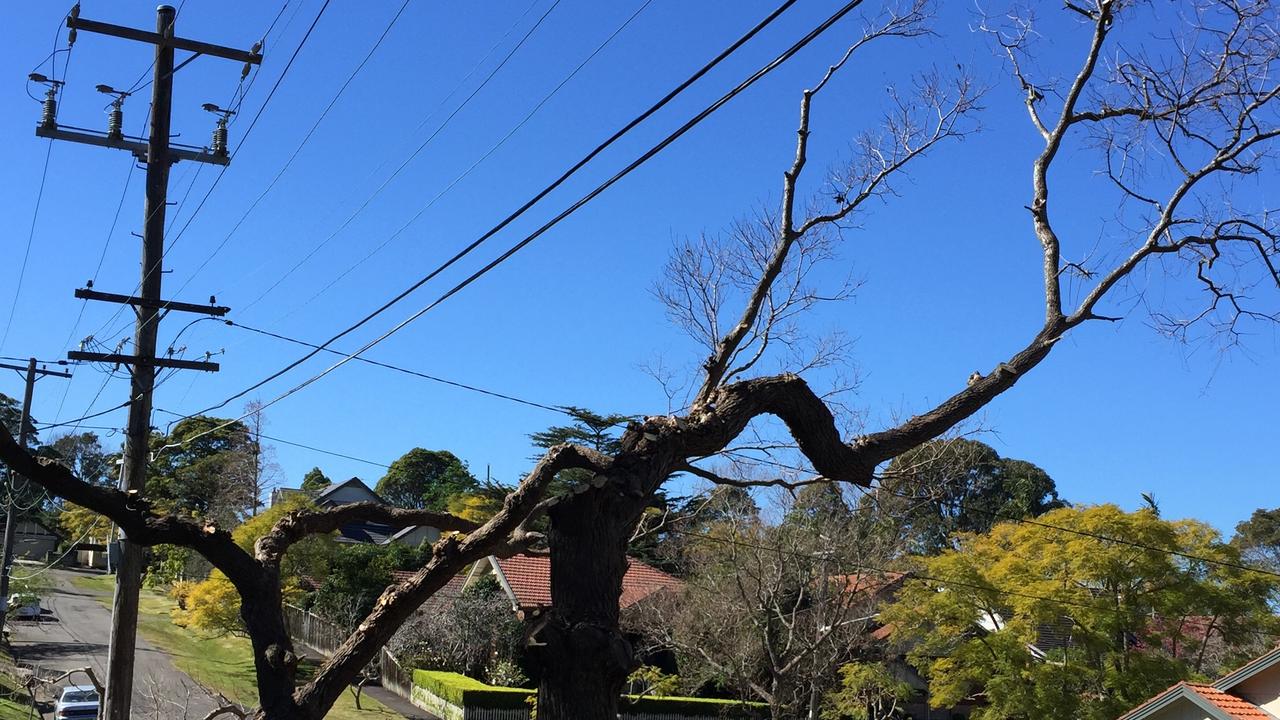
[8,568,219,718]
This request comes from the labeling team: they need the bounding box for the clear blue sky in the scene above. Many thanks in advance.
[1,1,1275,534]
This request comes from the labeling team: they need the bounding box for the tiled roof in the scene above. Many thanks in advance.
[1186,684,1273,720]
[390,570,468,612]
[1118,681,1272,720]
[335,521,395,545]
[494,554,683,611]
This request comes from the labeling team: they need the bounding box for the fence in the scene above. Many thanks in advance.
[282,604,414,705]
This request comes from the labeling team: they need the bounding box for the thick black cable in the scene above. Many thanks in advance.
[182,0,806,423]
[172,0,413,302]
[272,0,656,324]
[238,0,564,315]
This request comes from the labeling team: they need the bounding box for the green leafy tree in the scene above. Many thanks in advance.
[147,415,258,524]
[375,448,478,511]
[880,505,1280,720]
[821,662,913,720]
[1233,508,1280,573]
[300,466,331,493]
[867,439,1065,555]
[310,542,430,624]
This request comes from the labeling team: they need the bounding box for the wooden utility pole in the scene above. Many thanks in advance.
[0,358,70,639]
[37,6,260,718]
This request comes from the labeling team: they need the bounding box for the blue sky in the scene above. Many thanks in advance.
[1,1,1275,534]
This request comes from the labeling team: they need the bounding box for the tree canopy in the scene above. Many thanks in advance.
[300,466,331,493]
[880,505,1280,720]
[867,439,1065,555]
[375,448,478,511]
[1233,507,1280,574]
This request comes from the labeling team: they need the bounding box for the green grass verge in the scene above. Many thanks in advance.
[0,645,37,720]
[72,574,400,719]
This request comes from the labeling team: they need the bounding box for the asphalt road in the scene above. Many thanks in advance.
[8,568,220,719]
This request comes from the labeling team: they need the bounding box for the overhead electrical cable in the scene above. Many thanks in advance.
[169,0,808,435]
[168,0,415,302]
[91,0,334,345]
[237,0,564,315]
[269,0,656,325]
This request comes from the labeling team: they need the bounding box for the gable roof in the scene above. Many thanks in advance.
[1118,682,1272,720]
[1216,646,1280,692]
[314,477,384,506]
[488,554,683,612]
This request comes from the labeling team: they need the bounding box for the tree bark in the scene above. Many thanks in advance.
[535,488,641,720]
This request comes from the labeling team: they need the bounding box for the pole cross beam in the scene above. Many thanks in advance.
[74,288,230,317]
[67,16,263,65]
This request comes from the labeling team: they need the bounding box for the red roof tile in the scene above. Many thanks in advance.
[1185,684,1272,720]
[493,554,682,611]
[1119,681,1272,720]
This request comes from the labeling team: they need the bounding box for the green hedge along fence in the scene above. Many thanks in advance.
[411,670,768,718]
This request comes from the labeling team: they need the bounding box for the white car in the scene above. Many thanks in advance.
[5,593,40,619]
[53,685,100,719]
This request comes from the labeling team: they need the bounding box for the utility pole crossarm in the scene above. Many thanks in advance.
[0,362,71,378]
[74,288,230,316]
[67,16,263,64]
[67,351,219,373]
[34,124,229,165]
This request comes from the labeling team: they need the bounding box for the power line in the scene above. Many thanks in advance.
[170,0,414,305]
[87,0,333,348]
[0,140,55,356]
[236,0,564,316]
[171,0,808,436]
[224,320,571,414]
[2,14,79,355]
[271,0,657,325]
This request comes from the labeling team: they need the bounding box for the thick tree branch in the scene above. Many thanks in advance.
[0,423,260,585]
[291,443,606,716]
[256,502,480,563]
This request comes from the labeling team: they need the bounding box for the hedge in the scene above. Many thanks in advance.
[411,671,767,717]
[413,670,532,711]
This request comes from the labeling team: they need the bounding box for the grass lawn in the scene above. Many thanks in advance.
[72,575,401,719]
[0,646,37,720]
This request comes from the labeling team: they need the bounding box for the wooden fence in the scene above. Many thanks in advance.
[282,604,412,704]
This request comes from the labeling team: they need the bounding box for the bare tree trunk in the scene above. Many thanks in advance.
[535,490,638,720]
[239,576,300,719]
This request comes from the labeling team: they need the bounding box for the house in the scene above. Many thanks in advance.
[391,553,683,618]
[272,477,441,548]
[0,518,59,561]
[1119,647,1280,719]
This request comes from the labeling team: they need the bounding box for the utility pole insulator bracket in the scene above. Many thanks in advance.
[67,351,220,372]
[74,288,231,316]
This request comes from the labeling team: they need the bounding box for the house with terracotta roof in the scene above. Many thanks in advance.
[1119,647,1280,719]
[393,553,683,620]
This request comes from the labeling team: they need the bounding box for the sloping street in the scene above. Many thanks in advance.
[8,569,219,718]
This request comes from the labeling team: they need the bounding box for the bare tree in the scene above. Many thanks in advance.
[628,486,897,720]
[0,1,1276,718]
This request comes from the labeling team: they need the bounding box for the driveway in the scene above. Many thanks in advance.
[7,568,220,719]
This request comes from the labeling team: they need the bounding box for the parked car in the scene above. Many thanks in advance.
[53,685,99,719]
[5,592,41,619]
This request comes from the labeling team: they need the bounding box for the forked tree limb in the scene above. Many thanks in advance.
[291,443,606,716]
[256,502,481,562]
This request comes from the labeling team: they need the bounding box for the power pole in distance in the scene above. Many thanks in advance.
[37,6,260,718]
[0,358,70,639]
